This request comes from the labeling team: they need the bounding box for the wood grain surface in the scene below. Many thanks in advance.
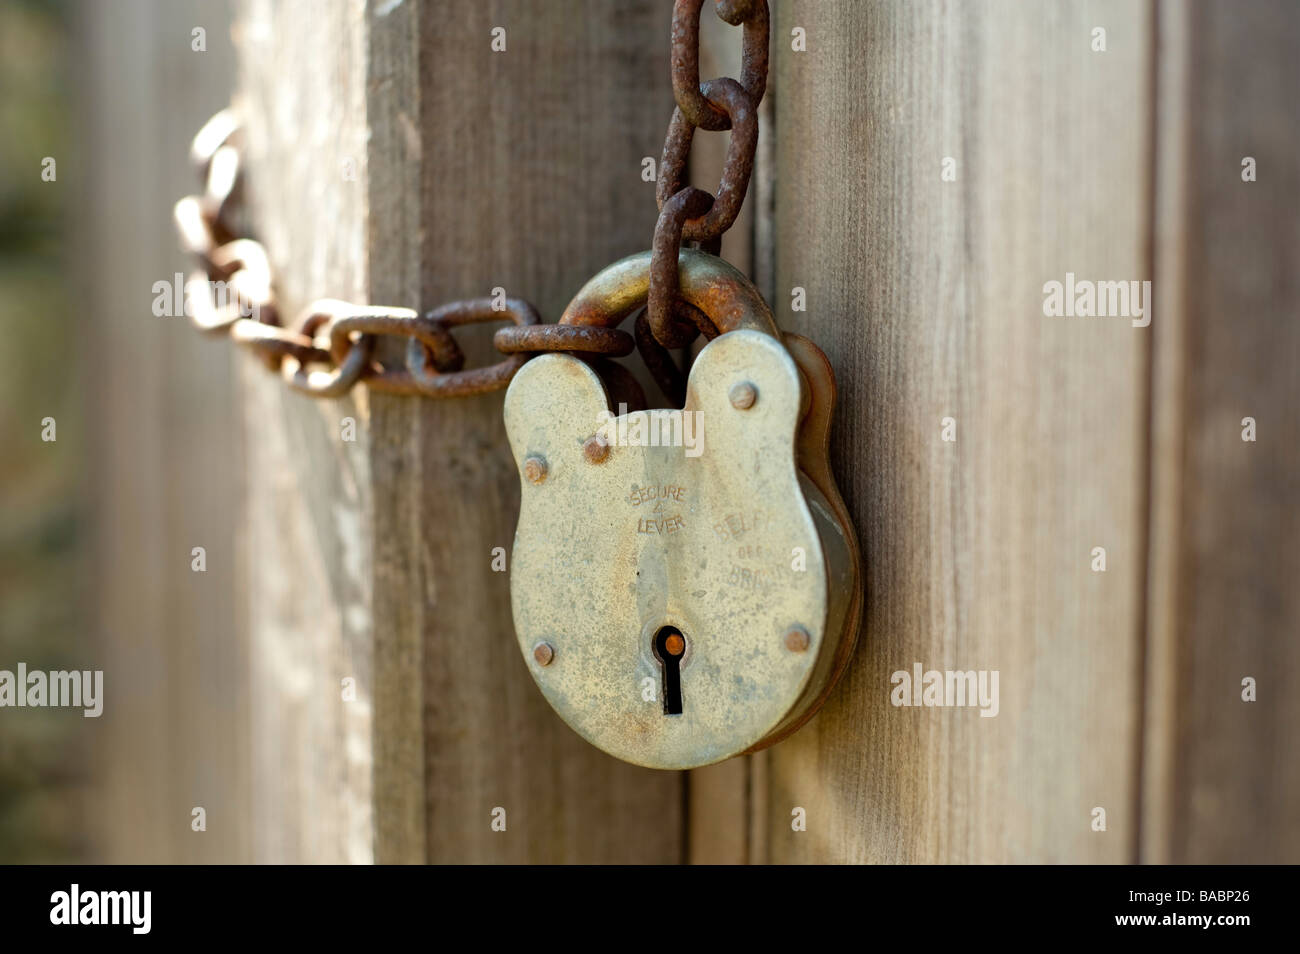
[1142,0,1300,864]
[408,0,682,864]
[96,0,1297,865]
[758,0,1299,864]
[765,0,1153,863]
[238,0,376,863]
[82,0,249,864]
[237,0,685,863]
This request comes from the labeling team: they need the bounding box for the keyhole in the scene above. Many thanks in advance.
[654,626,686,715]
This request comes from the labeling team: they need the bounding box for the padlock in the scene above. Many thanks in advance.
[504,250,862,769]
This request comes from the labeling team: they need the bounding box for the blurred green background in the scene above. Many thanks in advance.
[0,0,84,863]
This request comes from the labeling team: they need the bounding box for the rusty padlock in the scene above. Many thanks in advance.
[504,250,862,769]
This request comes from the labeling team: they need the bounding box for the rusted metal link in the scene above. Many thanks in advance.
[209,239,269,286]
[426,297,541,330]
[185,241,279,344]
[657,77,758,243]
[325,307,467,396]
[190,108,241,177]
[327,308,465,373]
[675,297,722,340]
[204,239,279,327]
[404,297,540,397]
[174,196,217,265]
[175,0,773,405]
[175,111,567,401]
[650,0,767,360]
[585,355,649,412]
[230,319,332,367]
[493,324,634,357]
[648,187,714,348]
[182,111,245,248]
[405,345,530,398]
[273,301,482,398]
[176,5,777,406]
[561,248,779,338]
[202,144,242,239]
[634,309,688,408]
[281,303,377,399]
[185,272,239,335]
[670,0,769,131]
[715,0,761,26]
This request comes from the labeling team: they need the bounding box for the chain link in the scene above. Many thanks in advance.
[646,0,769,365]
[175,3,769,404]
[173,110,634,400]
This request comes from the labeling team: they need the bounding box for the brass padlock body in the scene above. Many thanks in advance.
[504,255,861,770]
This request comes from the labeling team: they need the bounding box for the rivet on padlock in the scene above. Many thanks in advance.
[504,249,862,770]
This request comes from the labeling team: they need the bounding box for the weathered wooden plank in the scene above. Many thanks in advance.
[409,0,682,864]
[365,0,427,867]
[764,0,1152,862]
[1142,0,1300,864]
[237,0,375,863]
[81,0,249,863]
[235,0,683,863]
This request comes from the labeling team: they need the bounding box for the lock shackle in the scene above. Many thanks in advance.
[559,249,779,338]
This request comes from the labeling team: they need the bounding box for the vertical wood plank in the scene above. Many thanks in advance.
[237,0,376,863]
[408,0,682,864]
[365,0,427,866]
[1142,0,1300,864]
[237,0,684,863]
[764,0,1152,862]
[82,0,249,864]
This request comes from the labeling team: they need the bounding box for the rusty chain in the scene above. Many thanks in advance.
[175,111,631,400]
[641,0,769,400]
[174,0,768,404]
